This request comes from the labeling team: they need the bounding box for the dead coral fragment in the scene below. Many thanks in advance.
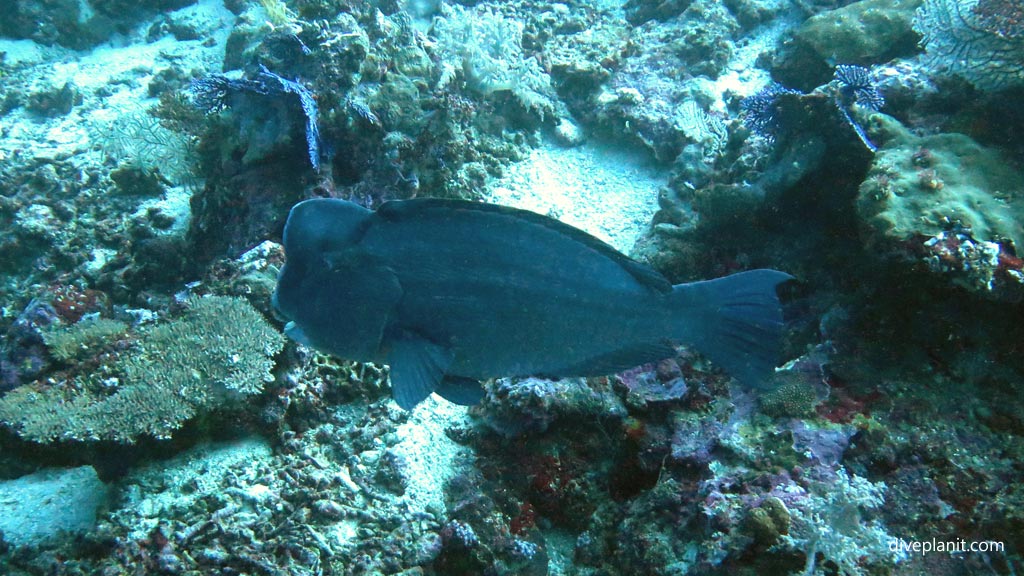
[257,0,299,31]
[0,296,284,443]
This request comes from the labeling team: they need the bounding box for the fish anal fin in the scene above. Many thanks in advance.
[386,334,453,410]
[554,342,677,377]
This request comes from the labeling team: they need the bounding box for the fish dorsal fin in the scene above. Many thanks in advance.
[376,199,672,294]
[386,332,453,410]
[554,341,677,377]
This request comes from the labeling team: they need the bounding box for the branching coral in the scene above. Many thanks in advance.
[42,317,128,362]
[0,296,284,443]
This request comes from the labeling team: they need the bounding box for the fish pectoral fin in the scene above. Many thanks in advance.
[556,342,678,377]
[386,335,453,410]
[435,376,485,406]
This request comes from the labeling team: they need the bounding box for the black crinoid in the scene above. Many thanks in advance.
[834,64,884,112]
[190,65,322,172]
[832,65,885,151]
[741,82,803,143]
[742,66,887,151]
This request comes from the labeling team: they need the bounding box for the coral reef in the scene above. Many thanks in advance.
[782,467,904,576]
[0,298,60,393]
[93,110,197,187]
[474,376,625,439]
[190,65,322,172]
[742,64,885,153]
[583,0,742,162]
[856,114,1024,298]
[0,0,197,49]
[1,0,1023,574]
[41,317,128,362]
[793,0,921,72]
[431,3,565,121]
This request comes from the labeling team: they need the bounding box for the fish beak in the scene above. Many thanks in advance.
[283,321,315,347]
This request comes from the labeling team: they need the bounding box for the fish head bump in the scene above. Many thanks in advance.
[273,198,403,362]
[272,199,374,346]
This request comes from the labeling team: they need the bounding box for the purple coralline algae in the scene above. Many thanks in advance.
[0,299,58,392]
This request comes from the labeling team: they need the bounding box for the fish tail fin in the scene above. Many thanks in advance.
[669,269,792,389]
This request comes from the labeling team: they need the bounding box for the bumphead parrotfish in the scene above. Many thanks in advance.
[272,198,792,409]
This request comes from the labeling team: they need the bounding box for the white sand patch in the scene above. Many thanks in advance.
[486,140,667,253]
[0,38,56,66]
[696,10,804,114]
[0,0,233,164]
[392,396,473,516]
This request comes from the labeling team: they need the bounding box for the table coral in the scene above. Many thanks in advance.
[0,295,283,443]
